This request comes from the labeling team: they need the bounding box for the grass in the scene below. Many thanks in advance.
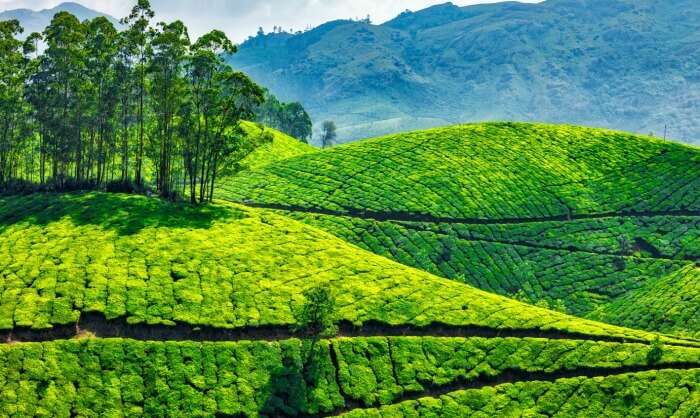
[218,122,700,219]
[2,337,700,416]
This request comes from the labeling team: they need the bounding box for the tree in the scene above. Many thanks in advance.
[283,102,312,142]
[149,20,190,199]
[39,12,86,188]
[294,284,338,339]
[0,2,271,201]
[293,284,338,377]
[114,30,134,184]
[201,69,265,202]
[0,20,30,187]
[320,120,337,148]
[84,17,119,186]
[254,90,312,143]
[647,337,664,364]
[122,0,154,187]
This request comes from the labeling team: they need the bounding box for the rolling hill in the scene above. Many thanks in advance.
[1,191,699,416]
[218,122,700,338]
[238,121,316,170]
[229,0,700,144]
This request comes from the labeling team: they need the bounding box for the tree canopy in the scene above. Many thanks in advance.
[0,0,300,203]
[255,89,312,143]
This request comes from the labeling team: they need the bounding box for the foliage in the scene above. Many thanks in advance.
[591,266,700,339]
[0,192,689,346]
[219,123,699,219]
[0,337,699,416]
[255,89,313,142]
[320,120,337,148]
[294,285,338,339]
[0,19,33,187]
[0,1,268,202]
[340,369,700,417]
[218,123,699,338]
[237,121,315,170]
[285,211,699,337]
[647,337,664,365]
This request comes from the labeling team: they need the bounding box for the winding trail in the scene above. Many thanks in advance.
[395,222,699,263]
[233,200,700,226]
[308,364,700,418]
[3,312,700,347]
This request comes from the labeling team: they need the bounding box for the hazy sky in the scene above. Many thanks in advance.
[0,0,540,42]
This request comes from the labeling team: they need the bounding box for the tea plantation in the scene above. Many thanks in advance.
[3,337,700,416]
[218,123,700,219]
[284,211,700,338]
[340,369,700,417]
[218,122,699,339]
[1,123,699,416]
[1,192,683,343]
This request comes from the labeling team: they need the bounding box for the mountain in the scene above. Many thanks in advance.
[228,0,700,145]
[0,2,119,36]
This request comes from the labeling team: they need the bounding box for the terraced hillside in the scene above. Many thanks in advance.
[1,192,699,416]
[218,123,700,338]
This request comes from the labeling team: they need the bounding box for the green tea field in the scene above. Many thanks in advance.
[1,123,699,417]
[219,123,700,338]
[2,0,698,415]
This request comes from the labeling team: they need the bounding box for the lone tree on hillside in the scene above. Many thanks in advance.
[294,284,338,340]
[647,336,664,364]
[320,120,337,148]
[293,284,338,378]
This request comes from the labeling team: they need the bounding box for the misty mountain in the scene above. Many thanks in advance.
[0,2,119,37]
[229,0,700,144]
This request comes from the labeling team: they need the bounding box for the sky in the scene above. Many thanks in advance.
[0,0,540,42]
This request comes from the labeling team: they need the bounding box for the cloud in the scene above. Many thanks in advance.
[1,0,541,42]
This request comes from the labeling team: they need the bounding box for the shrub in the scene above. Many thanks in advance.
[647,337,664,364]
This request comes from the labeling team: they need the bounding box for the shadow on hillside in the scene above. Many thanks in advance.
[0,192,246,236]
[260,341,332,416]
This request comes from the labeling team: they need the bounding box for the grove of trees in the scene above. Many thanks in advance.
[0,0,311,203]
[255,90,312,143]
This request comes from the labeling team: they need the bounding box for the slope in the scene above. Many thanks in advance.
[590,265,700,338]
[1,192,700,416]
[217,123,700,337]
[218,123,700,220]
[0,191,683,343]
[238,120,316,170]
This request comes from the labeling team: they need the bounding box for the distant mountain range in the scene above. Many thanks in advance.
[3,1,698,145]
[0,2,118,37]
[229,0,700,144]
